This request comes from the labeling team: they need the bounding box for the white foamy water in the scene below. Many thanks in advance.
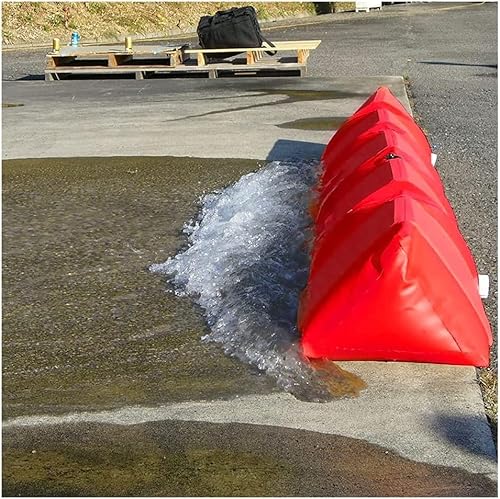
[151,160,336,401]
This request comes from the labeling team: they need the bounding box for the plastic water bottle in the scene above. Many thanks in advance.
[70,31,80,47]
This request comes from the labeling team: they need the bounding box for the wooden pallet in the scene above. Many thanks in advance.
[45,44,188,80]
[185,40,321,66]
[45,40,321,80]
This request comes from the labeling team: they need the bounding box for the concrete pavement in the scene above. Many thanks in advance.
[4,361,497,478]
[3,76,408,161]
[2,75,496,493]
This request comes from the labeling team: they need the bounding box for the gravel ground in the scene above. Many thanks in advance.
[2,1,497,418]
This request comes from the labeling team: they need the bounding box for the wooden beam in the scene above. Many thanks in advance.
[46,56,76,69]
[197,52,206,66]
[297,49,310,65]
[108,54,119,67]
[246,51,255,65]
[185,40,321,55]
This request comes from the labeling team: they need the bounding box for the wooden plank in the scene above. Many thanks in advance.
[46,56,76,69]
[45,61,306,72]
[197,52,206,66]
[271,40,321,49]
[46,57,56,69]
[45,60,306,73]
[246,51,255,65]
[52,44,186,57]
[108,53,119,67]
[297,49,310,65]
[170,48,187,67]
[180,48,190,63]
[185,40,321,55]
[110,53,134,67]
[171,51,181,67]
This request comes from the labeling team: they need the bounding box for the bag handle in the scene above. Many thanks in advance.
[261,33,277,56]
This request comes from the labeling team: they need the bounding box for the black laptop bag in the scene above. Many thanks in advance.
[197,6,276,60]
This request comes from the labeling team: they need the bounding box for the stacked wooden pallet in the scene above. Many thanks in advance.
[45,40,321,80]
[45,44,189,80]
[184,40,320,77]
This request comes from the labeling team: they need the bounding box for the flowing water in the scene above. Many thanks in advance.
[151,160,365,401]
[2,156,277,418]
[3,155,363,421]
[277,116,349,130]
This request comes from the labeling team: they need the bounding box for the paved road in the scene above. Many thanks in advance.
[281,2,498,362]
[2,2,497,495]
[3,1,496,366]
[3,5,497,341]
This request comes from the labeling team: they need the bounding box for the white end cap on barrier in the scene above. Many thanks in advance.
[431,153,437,167]
[479,274,489,299]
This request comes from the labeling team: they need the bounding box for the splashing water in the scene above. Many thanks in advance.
[151,160,363,402]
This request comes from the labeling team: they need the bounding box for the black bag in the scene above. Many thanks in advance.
[197,6,276,60]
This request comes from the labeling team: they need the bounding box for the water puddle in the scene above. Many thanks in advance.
[3,155,276,418]
[309,359,367,397]
[151,159,365,401]
[169,89,364,122]
[3,420,496,497]
[2,102,24,108]
[277,116,349,130]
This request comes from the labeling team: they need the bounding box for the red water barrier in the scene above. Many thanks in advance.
[299,87,492,366]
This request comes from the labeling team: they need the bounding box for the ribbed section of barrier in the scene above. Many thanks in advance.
[299,87,492,366]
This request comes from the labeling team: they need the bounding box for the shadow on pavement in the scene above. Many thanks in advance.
[430,413,497,462]
[266,138,325,161]
[14,74,45,81]
[418,61,497,69]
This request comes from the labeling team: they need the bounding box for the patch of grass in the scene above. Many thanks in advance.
[478,366,498,446]
[2,2,317,46]
[86,3,106,15]
[333,2,356,13]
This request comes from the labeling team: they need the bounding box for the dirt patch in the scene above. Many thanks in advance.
[2,2,315,46]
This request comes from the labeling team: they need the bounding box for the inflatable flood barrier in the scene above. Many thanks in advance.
[298,87,492,366]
